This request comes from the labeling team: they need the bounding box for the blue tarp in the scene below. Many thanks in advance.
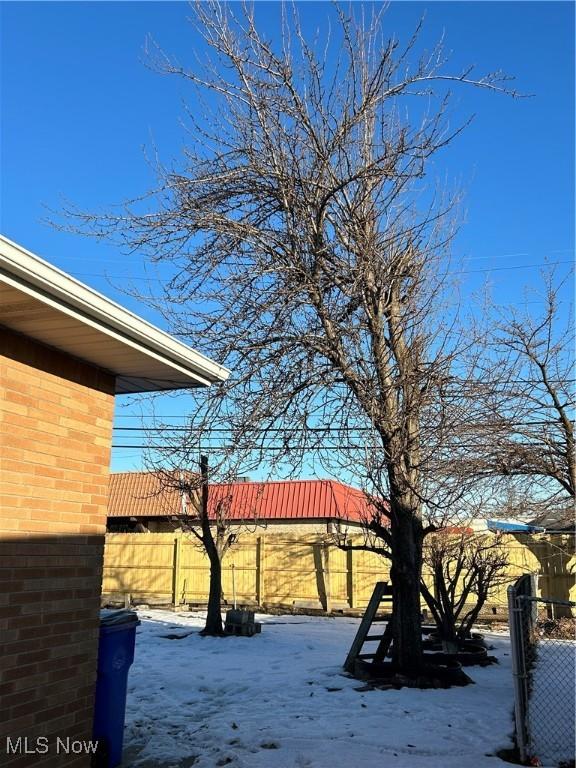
[487,519,546,533]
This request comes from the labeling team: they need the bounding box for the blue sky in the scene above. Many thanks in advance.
[1,1,574,474]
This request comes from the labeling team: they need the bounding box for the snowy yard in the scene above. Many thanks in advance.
[124,610,519,768]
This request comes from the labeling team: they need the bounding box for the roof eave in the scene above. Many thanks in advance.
[0,236,230,392]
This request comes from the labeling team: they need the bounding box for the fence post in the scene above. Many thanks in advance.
[508,584,528,763]
[347,546,355,609]
[323,544,332,614]
[173,533,183,607]
[256,536,265,607]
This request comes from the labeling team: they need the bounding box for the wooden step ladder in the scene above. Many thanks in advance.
[344,581,393,674]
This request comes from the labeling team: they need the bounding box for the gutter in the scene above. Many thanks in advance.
[0,235,230,385]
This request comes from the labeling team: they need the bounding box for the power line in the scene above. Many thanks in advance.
[114,413,575,424]
[463,260,573,274]
[113,418,572,434]
[112,436,573,461]
[113,379,576,413]
[112,438,571,451]
[65,259,574,282]
[111,444,372,451]
[53,247,573,267]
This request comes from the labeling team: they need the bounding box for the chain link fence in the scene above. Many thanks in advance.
[508,575,576,767]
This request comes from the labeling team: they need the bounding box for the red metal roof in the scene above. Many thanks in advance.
[108,472,376,524]
[209,479,374,523]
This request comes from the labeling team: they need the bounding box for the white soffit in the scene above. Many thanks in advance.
[0,235,230,393]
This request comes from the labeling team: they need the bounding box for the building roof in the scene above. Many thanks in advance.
[487,519,545,534]
[108,472,377,524]
[528,507,575,533]
[208,478,375,523]
[108,471,189,518]
[0,235,230,393]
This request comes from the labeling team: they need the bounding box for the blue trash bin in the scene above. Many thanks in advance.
[93,609,140,768]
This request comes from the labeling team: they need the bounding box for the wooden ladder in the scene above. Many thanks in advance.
[344,581,393,674]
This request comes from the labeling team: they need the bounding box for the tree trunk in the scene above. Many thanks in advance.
[458,594,487,640]
[203,545,224,636]
[440,615,458,644]
[200,455,224,636]
[433,570,458,644]
[389,512,424,673]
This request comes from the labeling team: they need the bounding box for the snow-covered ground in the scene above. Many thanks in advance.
[123,610,519,768]
[527,639,576,767]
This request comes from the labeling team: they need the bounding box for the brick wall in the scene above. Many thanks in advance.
[0,327,115,767]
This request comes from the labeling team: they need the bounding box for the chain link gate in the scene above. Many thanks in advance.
[508,575,576,766]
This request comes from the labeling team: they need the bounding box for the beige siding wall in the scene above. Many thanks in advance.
[102,530,574,615]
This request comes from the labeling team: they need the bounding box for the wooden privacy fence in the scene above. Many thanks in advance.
[102,532,574,614]
[102,533,382,610]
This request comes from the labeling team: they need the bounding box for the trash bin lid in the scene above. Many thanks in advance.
[99,609,140,626]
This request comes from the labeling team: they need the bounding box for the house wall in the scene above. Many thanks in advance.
[107,517,363,536]
[0,328,115,768]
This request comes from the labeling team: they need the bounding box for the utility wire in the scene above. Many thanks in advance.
[112,440,571,451]
[52,248,573,266]
[65,259,574,282]
[113,418,573,433]
[112,444,372,450]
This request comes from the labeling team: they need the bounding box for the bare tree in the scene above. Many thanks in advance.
[150,456,263,636]
[146,459,231,635]
[469,270,574,513]
[420,530,510,648]
[199,455,229,635]
[332,487,510,650]
[64,3,516,673]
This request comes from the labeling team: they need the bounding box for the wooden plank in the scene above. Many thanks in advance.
[346,548,355,609]
[173,533,182,606]
[343,581,388,673]
[323,544,332,614]
[256,537,264,606]
[373,621,393,664]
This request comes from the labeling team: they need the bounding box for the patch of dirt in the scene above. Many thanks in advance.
[535,616,575,640]
[494,746,522,764]
[158,633,195,640]
[353,659,475,689]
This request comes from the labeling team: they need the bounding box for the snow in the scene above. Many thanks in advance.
[124,610,518,768]
[527,639,576,767]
